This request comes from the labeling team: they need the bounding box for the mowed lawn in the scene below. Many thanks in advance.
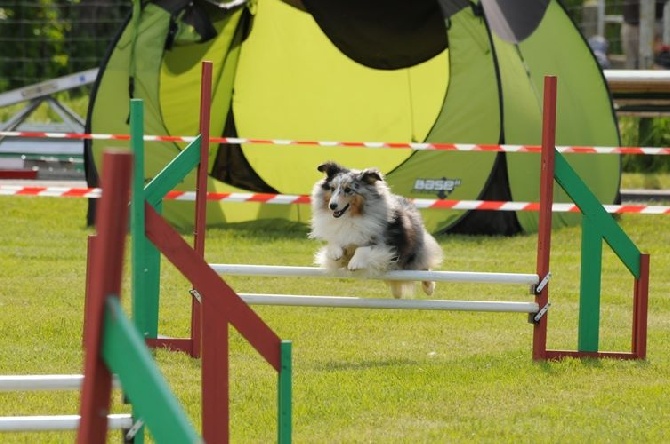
[1,194,669,443]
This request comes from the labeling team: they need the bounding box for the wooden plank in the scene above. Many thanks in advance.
[278,341,292,444]
[605,69,670,93]
[554,152,641,277]
[578,217,603,353]
[78,151,132,444]
[144,136,201,206]
[144,204,282,371]
[102,297,200,443]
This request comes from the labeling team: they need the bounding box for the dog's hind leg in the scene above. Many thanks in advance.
[421,280,436,296]
[388,280,416,299]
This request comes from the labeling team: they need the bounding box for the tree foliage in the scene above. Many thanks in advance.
[0,0,130,90]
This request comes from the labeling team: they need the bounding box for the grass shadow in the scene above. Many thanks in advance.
[179,218,311,240]
[315,357,424,373]
[536,356,650,374]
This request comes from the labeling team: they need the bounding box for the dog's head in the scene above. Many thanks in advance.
[315,162,383,218]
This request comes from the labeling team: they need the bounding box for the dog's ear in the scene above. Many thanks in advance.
[360,168,383,184]
[317,161,347,179]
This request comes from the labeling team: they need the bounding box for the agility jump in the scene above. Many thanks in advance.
[0,62,293,443]
[78,151,204,443]
[131,69,648,362]
[121,62,292,443]
[0,153,201,441]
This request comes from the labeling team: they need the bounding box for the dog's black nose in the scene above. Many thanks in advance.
[329,202,338,210]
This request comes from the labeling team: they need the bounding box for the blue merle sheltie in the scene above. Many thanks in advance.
[309,161,444,298]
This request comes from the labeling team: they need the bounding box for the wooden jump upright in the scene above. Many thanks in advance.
[531,75,557,360]
[128,62,292,443]
[79,151,200,443]
[531,76,650,360]
[78,151,133,442]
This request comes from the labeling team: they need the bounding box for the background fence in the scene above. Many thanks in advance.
[0,0,130,91]
[0,1,637,93]
[2,1,670,177]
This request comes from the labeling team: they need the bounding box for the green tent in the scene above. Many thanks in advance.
[85,0,620,235]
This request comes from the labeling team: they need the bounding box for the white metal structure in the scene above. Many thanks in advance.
[604,69,670,86]
[0,69,98,108]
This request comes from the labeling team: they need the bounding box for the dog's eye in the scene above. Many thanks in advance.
[344,187,353,194]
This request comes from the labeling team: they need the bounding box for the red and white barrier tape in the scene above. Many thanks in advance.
[1,130,669,155]
[2,185,668,214]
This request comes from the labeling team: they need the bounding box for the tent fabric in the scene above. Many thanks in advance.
[85,0,621,235]
[230,0,447,195]
[300,0,447,69]
[386,3,504,234]
[505,0,621,232]
[481,0,550,43]
[210,111,279,193]
[87,1,255,228]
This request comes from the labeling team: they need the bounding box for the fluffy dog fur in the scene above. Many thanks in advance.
[309,161,444,298]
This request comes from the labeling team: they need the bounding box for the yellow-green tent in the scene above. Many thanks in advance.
[85,0,620,234]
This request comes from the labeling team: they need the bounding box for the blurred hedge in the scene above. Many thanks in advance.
[621,117,670,173]
[0,1,130,90]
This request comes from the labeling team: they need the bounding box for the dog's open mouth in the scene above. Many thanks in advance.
[333,204,349,218]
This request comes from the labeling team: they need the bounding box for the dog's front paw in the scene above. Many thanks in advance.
[347,246,378,271]
[325,245,344,261]
[315,245,346,271]
[347,253,367,271]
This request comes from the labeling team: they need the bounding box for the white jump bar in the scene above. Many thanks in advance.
[240,293,539,313]
[211,264,540,286]
[0,374,120,391]
[0,414,133,431]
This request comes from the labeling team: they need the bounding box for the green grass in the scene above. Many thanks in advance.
[1,196,670,442]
